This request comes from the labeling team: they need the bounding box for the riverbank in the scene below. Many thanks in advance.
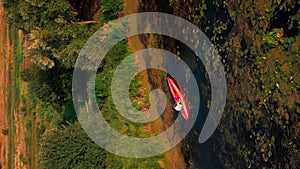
[123,1,186,168]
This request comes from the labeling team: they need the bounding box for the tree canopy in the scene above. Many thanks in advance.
[39,123,106,169]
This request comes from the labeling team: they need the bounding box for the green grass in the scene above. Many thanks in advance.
[22,86,64,169]
[8,24,52,169]
[94,37,162,168]
[106,153,163,169]
[6,23,22,169]
[24,96,36,169]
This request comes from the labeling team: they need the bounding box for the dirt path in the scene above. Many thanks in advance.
[123,1,186,168]
[0,0,12,168]
[0,2,29,169]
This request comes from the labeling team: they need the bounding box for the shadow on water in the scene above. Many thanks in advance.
[138,32,221,168]
[177,41,221,169]
[141,34,221,168]
[137,1,227,168]
[169,1,233,168]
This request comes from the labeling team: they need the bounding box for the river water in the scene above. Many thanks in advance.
[136,1,225,168]
[180,44,221,169]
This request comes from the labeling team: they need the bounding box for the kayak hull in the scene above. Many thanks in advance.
[167,77,190,120]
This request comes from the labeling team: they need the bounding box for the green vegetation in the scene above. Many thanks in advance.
[7,24,21,169]
[100,0,123,22]
[4,0,161,168]
[94,27,162,169]
[4,0,91,69]
[3,0,299,168]
[2,22,25,169]
[39,123,106,169]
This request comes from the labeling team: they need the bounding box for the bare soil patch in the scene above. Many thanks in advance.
[0,1,12,168]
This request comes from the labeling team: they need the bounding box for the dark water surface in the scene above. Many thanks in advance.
[179,42,221,169]
[137,1,224,168]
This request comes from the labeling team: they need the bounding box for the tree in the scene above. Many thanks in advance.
[39,123,106,169]
[100,0,123,22]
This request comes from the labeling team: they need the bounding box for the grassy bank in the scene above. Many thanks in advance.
[95,38,163,169]
[3,0,183,168]
[124,0,187,168]
[6,23,22,169]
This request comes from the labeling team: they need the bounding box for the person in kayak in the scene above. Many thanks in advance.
[173,99,183,111]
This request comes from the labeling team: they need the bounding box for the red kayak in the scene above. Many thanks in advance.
[167,77,190,120]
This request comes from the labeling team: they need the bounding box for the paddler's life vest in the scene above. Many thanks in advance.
[174,102,183,111]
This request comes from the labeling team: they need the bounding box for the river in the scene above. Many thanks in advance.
[135,0,230,168]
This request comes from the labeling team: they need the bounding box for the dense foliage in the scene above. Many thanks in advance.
[4,0,90,69]
[4,0,163,168]
[39,123,106,169]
